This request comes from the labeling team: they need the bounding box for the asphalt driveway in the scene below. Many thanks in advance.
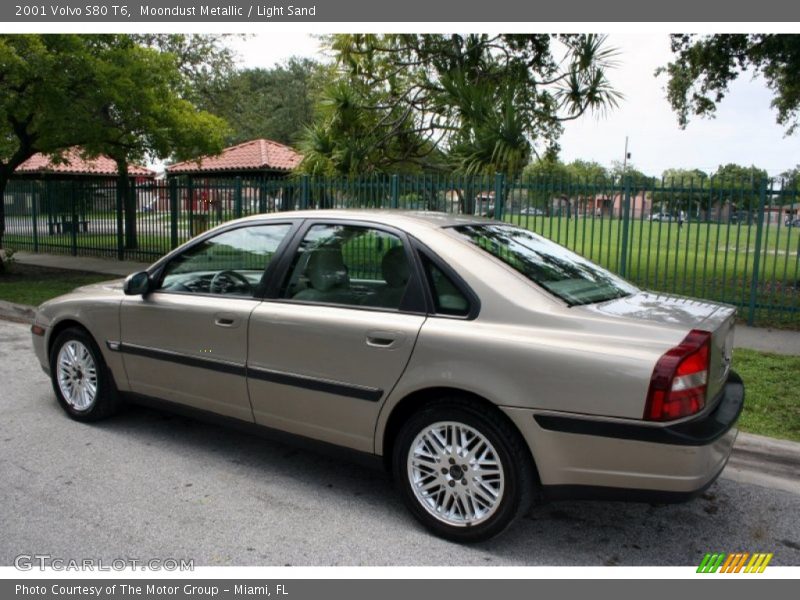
[1,319,799,566]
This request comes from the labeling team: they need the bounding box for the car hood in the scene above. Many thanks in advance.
[37,278,124,314]
[73,279,126,294]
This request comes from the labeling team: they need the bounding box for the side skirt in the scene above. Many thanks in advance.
[122,392,386,473]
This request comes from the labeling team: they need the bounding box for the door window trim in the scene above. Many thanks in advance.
[146,220,302,301]
[262,218,429,315]
[409,237,481,321]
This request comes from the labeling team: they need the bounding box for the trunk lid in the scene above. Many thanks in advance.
[581,291,736,402]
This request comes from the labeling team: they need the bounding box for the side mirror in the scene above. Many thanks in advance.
[123,271,151,296]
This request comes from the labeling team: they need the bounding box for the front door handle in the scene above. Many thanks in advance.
[366,330,404,348]
[214,313,239,328]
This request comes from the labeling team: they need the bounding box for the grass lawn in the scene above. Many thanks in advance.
[734,348,800,442]
[505,215,800,328]
[0,263,114,307]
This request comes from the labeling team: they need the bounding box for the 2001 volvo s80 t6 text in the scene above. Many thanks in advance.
[31,210,743,542]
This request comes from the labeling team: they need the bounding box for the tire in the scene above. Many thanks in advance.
[49,327,121,422]
[392,398,536,543]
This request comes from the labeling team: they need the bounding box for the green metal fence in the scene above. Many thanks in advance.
[4,174,800,328]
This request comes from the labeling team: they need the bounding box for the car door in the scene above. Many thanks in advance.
[247,221,428,452]
[119,221,296,421]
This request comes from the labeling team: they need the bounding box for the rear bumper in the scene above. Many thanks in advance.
[500,371,744,499]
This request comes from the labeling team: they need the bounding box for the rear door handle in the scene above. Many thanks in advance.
[214,313,239,328]
[366,330,404,348]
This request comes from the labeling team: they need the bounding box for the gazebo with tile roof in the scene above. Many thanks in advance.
[166,138,302,179]
[9,148,155,237]
[14,148,155,181]
[165,139,303,222]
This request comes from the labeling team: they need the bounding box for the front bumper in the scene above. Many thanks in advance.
[31,322,50,375]
[500,371,744,499]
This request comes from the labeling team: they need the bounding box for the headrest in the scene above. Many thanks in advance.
[306,247,349,292]
[381,246,410,288]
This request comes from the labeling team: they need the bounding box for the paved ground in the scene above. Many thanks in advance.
[2,320,800,566]
[734,324,800,356]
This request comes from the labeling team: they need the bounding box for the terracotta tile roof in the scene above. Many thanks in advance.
[166,138,302,175]
[15,148,155,178]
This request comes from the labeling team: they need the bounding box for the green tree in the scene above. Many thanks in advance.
[0,35,228,259]
[567,159,609,182]
[522,158,572,181]
[779,165,800,205]
[205,58,334,146]
[780,165,800,191]
[298,79,442,176]
[304,34,621,185]
[710,163,769,211]
[131,34,238,104]
[711,163,768,186]
[655,168,710,215]
[610,161,656,187]
[660,34,800,134]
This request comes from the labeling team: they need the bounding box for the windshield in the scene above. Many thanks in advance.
[452,224,638,306]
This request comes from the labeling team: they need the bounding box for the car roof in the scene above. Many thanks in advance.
[234,209,496,230]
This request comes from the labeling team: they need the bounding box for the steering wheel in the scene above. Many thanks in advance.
[209,270,253,295]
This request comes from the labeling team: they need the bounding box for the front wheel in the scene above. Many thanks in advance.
[49,327,121,422]
[393,399,536,543]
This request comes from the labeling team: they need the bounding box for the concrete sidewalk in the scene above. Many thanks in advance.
[14,251,150,277]
[734,325,800,356]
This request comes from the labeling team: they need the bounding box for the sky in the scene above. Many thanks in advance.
[228,33,800,178]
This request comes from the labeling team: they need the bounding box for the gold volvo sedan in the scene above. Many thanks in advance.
[31,210,743,542]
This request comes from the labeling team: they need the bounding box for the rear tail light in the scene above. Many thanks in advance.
[644,329,711,421]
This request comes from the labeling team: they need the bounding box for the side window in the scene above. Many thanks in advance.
[158,224,292,297]
[281,224,411,310]
[421,255,470,316]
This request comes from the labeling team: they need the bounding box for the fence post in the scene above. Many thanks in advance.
[494,173,505,220]
[70,181,78,256]
[301,175,310,210]
[258,179,267,213]
[169,178,179,249]
[115,178,124,261]
[747,178,768,325]
[391,174,399,209]
[234,176,243,219]
[618,176,632,277]
[187,177,194,237]
[31,182,39,253]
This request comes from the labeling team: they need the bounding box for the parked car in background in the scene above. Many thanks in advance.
[785,217,800,228]
[649,212,675,222]
[519,207,546,216]
[31,210,743,543]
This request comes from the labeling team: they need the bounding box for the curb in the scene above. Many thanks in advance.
[0,300,35,324]
[723,432,800,496]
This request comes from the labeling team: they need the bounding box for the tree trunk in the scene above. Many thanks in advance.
[116,159,137,250]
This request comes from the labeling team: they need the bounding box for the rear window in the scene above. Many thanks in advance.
[452,224,637,306]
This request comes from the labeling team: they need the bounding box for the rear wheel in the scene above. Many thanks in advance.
[393,398,535,543]
[49,327,121,421]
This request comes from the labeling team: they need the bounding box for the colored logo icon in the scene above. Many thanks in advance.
[697,552,773,573]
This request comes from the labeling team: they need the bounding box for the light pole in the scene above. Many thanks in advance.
[622,136,630,175]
